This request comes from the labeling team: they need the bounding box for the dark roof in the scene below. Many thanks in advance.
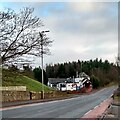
[48,78,73,84]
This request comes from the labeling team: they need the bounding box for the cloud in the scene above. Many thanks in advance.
[67,2,108,13]
[0,2,118,66]
[41,2,118,65]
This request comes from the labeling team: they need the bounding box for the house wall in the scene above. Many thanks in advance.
[66,83,73,91]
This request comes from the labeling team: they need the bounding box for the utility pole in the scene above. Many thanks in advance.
[39,30,49,99]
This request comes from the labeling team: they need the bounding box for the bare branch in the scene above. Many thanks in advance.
[1,7,52,65]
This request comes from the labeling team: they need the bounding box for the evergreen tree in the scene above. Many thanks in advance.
[33,67,48,85]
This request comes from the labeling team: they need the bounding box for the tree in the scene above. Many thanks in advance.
[33,67,48,85]
[58,64,65,78]
[46,65,54,78]
[103,60,110,73]
[0,7,52,65]
[8,64,19,71]
[22,64,34,79]
[116,55,120,87]
[90,75,100,89]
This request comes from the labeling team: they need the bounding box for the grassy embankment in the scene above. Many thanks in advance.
[2,69,53,92]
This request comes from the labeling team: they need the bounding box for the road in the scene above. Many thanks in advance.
[2,86,117,119]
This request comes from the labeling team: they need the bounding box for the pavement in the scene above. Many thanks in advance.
[81,98,120,120]
[81,97,113,120]
[102,99,120,120]
[1,95,75,108]
[1,86,118,119]
[2,98,115,119]
[1,90,99,108]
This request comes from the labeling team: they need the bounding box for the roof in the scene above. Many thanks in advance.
[48,78,73,84]
[79,72,89,78]
[48,72,90,84]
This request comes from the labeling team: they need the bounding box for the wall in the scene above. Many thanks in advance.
[2,91,67,102]
[2,91,30,102]
[0,86,26,91]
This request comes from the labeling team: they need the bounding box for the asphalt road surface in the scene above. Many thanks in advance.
[2,86,117,119]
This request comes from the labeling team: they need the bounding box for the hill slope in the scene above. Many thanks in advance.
[2,69,53,92]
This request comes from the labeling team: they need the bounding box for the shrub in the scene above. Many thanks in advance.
[90,75,100,89]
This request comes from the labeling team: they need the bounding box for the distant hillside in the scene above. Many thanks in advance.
[2,69,53,92]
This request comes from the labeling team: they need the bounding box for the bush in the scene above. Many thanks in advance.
[90,75,100,89]
[114,87,120,97]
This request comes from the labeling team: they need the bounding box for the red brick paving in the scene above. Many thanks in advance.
[81,98,113,119]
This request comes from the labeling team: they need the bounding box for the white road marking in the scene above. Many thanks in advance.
[84,110,92,116]
[82,92,114,118]
[1,95,84,111]
[94,105,98,109]
[1,86,115,111]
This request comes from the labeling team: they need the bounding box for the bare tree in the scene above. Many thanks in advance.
[0,7,52,65]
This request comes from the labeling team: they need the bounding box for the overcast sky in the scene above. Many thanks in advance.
[0,1,118,67]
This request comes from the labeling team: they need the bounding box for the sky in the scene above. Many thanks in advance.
[0,1,118,67]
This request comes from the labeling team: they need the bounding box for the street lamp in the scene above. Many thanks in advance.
[39,30,50,99]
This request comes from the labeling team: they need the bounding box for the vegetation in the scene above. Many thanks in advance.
[113,87,120,100]
[2,57,120,90]
[0,7,52,65]
[33,67,48,85]
[2,69,53,92]
[46,58,120,87]
[90,75,100,88]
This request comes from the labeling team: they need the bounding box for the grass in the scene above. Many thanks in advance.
[105,81,118,87]
[2,69,54,92]
[113,95,120,101]
[114,96,120,99]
